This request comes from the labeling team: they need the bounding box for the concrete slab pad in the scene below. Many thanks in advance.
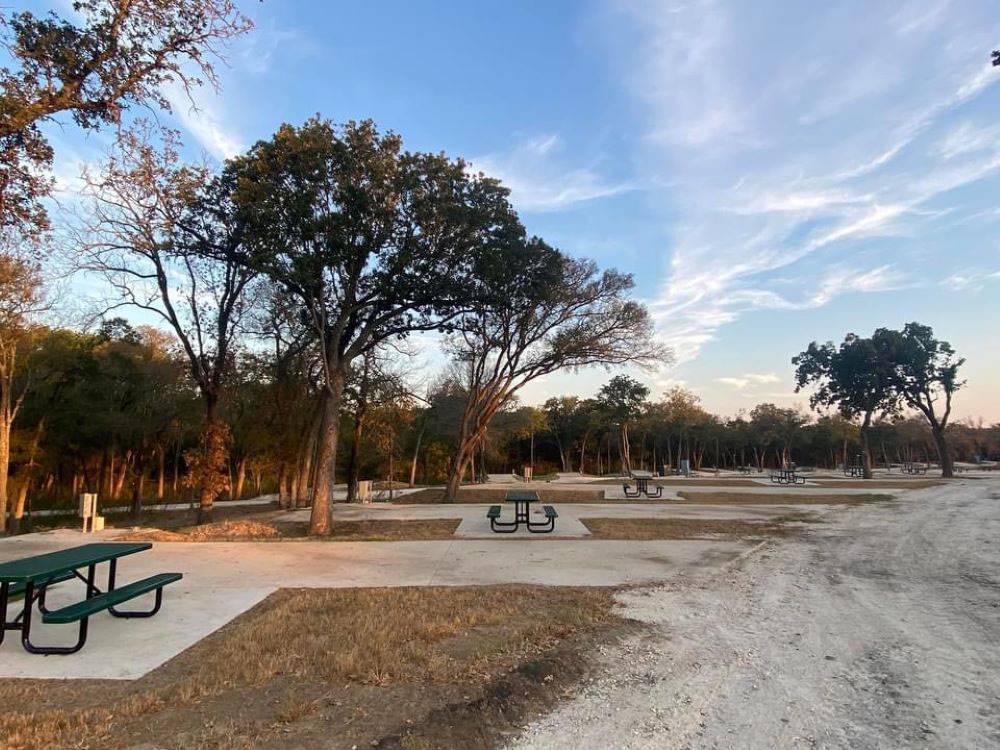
[0,528,752,680]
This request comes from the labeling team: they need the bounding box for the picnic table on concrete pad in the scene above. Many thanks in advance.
[487,490,558,533]
[623,470,663,498]
[0,542,181,655]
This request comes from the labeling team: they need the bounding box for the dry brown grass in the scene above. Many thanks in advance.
[115,518,461,543]
[590,477,767,487]
[0,586,621,750]
[674,491,895,505]
[581,514,817,540]
[811,479,944,489]
[402,488,630,504]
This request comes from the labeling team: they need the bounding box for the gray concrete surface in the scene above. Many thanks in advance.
[0,527,752,679]
[0,478,919,682]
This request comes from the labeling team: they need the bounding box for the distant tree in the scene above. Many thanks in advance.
[597,375,650,475]
[749,403,808,469]
[873,322,964,477]
[793,333,899,478]
[1,0,251,244]
[443,236,663,500]
[0,252,43,533]
[543,396,581,473]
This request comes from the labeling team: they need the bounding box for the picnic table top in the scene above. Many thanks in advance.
[505,490,540,503]
[630,470,654,479]
[0,542,151,584]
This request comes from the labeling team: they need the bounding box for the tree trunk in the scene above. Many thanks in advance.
[619,424,632,475]
[157,446,166,501]
[294,395,323,508]
[173,441,181,496]
[197,396,220,524]
[859,413,874,479]
[309,369,346,534]
[233,456,247,500]
[114,451,129,500]
[931,425,955,478]
[346,410,365,503]
[278,463,290,507]
[409,422,425,487]
[130,457,144,517]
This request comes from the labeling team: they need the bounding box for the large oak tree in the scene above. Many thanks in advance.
[226,118,522,533]
[793,334,899,479]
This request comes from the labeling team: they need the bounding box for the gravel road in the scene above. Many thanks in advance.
[512,478,1000,749]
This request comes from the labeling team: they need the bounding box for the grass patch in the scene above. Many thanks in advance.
[674,491,895,505]
[19,501,279,534]
[581,514,818,540]
[0,586,623,749]
[115,518,462,542]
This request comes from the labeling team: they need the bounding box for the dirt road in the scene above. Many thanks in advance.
[513,478,1000,749]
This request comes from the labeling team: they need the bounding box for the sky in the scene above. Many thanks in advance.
[31,0,1000,421]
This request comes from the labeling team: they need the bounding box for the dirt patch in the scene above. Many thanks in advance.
[674,491,896,505]
[581,514,818,540]
[0,586,625,750]
[811,480,944,489]
[115,518,462,542]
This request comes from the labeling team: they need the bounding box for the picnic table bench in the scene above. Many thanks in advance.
[902,462,928,475]
[623,470,663,499]
[0,543,181,655]
[770,467,806,485]
[487,490,557,533]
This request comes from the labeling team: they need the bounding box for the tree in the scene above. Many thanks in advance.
[82,126,258,521]
[1,0,251,244]
[543,396,581,472]
[793,334,899,478]
[597,375,649,475]
[749,403,807,469]
[443,234,664,499]
[0,252,43,532]
[227,118,521,533]
[873,322,964,477]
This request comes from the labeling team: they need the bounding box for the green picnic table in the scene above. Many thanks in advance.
[486,490,558,533]
[0,542,182,655]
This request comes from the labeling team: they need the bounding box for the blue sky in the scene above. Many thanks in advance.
[37,0,1000,420]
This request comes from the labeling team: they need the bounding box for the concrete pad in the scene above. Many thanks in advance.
[454,510,591,538]
[0,527,752,680]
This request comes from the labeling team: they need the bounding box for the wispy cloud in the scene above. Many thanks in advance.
[165,84,244,161]
[609,0,1000,364]
[471,134,632,212]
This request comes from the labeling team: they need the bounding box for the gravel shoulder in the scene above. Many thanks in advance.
[512,478,1000,749]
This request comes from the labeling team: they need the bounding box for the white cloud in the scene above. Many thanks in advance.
[941,268,1000,291]
[472,134,632,212]
[715,372,781,390]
